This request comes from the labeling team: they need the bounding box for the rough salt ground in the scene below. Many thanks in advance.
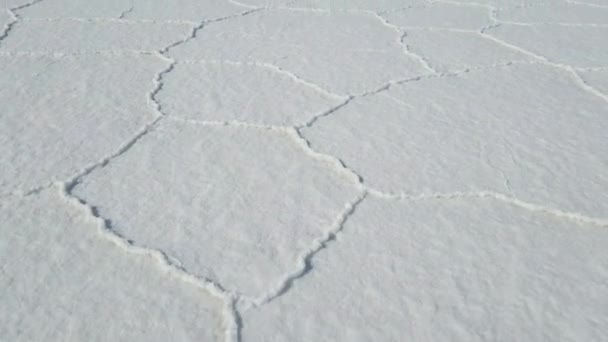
[1,0,607,341]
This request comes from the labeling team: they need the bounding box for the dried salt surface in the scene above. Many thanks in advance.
[242,197,608,342]
[0,190,224,341]
[71,120,360,297]
[1,0,607,340]
[168,9,428,95]
[0,54,165,194]
[303,63,608,220]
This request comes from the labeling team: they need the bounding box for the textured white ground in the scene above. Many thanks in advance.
[1,0,607,341]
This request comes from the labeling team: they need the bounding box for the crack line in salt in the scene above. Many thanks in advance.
[0,0,45,47]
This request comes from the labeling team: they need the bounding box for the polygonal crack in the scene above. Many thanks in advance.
[0,54,165,194]
[302,63,608,219]
[169,9,429,95]
[71,119,360,298]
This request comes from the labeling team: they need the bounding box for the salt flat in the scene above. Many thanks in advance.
[1,0,607,341]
